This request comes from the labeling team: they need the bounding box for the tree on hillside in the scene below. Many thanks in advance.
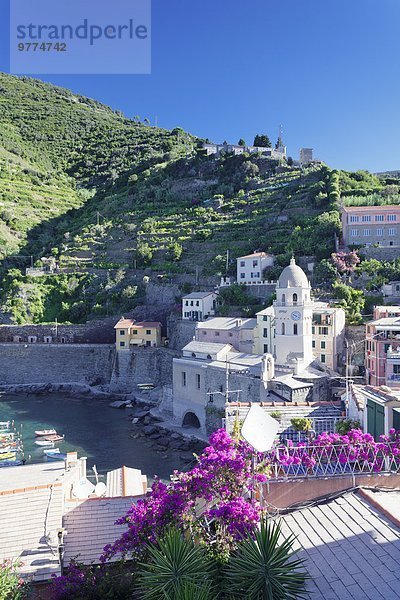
[333,282,365,324]
[238,139,246,146]
[331,251,360,277]
[253,134,271,148]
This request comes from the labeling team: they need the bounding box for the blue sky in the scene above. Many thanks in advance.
[1,0,399,172]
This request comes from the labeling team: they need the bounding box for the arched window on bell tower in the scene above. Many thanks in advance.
[293,323,298,335]
[282,293,286,305]
[293,293,298,305]
[281,323,285,335]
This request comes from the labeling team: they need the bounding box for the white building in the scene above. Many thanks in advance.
[274,258,314,372]
[256,270,345,371]
[172,340,274,434]
[182,291,217,321]
[237,252,275,284]
[203,142,286,160]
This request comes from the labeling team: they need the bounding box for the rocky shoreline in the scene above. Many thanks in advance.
[0,382,126,399]
[127,404,207,464]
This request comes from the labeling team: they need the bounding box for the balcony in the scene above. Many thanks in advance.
[273,300,314,308]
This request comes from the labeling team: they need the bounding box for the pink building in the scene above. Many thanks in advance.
[366,306,400,386]
[195,317,258,354]
[342,205,400,248]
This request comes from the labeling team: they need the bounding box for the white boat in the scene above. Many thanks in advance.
[35,440,55,448]
[0,421,10,430]
[35,429,57,437]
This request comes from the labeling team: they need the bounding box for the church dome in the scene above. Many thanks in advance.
[278,257,309,288]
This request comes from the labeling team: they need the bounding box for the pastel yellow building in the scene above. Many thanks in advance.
[114,318,162,350]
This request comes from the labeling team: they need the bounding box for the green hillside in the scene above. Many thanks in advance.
[0,73,397,324]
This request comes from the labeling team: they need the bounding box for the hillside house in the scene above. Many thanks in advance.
[341,205,400,249]
[365,306,400,386]
[182,291,217,321]
[114,318,162,350]
[236,252,275,284]
[203,142,286,160]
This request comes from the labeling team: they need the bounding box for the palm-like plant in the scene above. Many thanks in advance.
[223,519,309,599]
[137,529,217,599]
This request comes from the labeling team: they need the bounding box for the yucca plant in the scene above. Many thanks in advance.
[223,519,309,599]
[137,528,217,599]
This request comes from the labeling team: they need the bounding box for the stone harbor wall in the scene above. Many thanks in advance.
[0,320,118,344]
[0,343,115,385]
[110,347,179,393]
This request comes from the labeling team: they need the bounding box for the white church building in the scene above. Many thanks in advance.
[170,258,334,435]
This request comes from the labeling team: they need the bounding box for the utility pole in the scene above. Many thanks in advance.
[195,265,199,285]
[96,211,100,226]
[226,249,230,275]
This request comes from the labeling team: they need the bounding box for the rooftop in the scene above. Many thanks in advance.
[133,321,162,329]
[63,497,135,565]
[278,257,310,289]
[352,384,400,405]
[237,251,273,259]
[342,205,400,212]
[182,291,216,299]
[369,316,400,328]
[278,489,400,600]
[196,317,256,331]
[114,318,135,329]
[0,460,83,582]
[182,340,234,355]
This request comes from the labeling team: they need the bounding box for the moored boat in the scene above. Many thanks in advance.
[42,434,64,443]
[0,452,16,461]
[45,449,67,460]
[0,459,22,468]
[35,439,55,448]
[35,429,57,437]
[0,421,11,430]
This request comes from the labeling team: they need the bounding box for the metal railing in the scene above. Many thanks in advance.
[263,442,400,481]
[225,415,344,439]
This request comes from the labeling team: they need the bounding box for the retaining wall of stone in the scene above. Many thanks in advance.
[0,343,115,385]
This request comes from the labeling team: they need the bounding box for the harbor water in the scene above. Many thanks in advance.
[0,394,186,480]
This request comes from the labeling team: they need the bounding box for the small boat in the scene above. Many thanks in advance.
[0,459,22,468]
[43,434,64,443]
[35,429,57,437]
[0,446,19,453]
[43,447,60,454]
[35,440,55,448]
[0,433,15,440]
[0,421,10,430]
[0,452,16,461]
[45,450,67,461]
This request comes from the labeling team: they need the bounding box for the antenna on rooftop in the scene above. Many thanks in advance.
[241,404,280,453]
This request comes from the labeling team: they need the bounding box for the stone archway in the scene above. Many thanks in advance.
[182,411,201,428]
